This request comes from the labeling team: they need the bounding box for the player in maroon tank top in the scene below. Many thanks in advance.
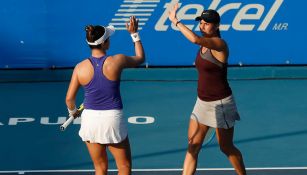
[169,3,246,175]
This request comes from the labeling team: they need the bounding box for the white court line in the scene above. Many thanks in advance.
[1,167,307,173]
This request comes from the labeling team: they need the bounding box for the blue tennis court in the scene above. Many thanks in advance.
[0,67,306,175]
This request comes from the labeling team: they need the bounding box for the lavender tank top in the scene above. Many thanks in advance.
[83,56,123,110]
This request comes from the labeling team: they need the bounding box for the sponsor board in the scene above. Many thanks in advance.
[0,0,302,67]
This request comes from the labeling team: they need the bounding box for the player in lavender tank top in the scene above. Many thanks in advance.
[65,16,145,175]
[169,3,246,175]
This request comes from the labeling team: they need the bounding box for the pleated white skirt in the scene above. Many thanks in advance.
[79,109,127,144]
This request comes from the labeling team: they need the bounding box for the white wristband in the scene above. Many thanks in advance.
[67,106,77,117]
[131,32,141,42]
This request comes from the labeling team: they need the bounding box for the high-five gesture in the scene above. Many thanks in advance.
[167,4,247,175]
[168,3,179,24]
[126,16,139,34]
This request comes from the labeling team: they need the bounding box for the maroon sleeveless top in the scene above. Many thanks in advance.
[195,48,232,101]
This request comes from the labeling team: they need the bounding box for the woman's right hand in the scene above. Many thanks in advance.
[168,2,179,24]
[126,16,139,34]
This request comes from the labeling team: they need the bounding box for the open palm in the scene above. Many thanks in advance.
[126,16,139,34]
[168,3,179,22]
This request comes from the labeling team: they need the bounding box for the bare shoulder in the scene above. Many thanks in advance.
[74,58,93,77]
[105,54,126,66]
[75,58,92,70]
[111,54,126,62]
[221,38,229,53]
[211,38,229,63]
[78,58,91,66]
[212,37,228,52]
[103,55,125,80]
[220,38,228,48]
[214,37,227,48]
[73,58,94,85]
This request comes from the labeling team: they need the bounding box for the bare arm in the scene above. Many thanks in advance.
[65,65,81,110]
[168,3,226,52]
[116,16,145,68]
[102,16,146,81]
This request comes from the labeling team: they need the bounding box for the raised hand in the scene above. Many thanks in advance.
[168,2,179,23]
[126,16,139,34]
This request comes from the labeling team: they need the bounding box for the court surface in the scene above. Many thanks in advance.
[0,67,306,175]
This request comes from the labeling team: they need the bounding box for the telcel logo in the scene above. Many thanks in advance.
[155,0,284,31]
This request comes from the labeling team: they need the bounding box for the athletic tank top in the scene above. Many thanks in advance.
[195,48,232,101]
[83,56,123,110]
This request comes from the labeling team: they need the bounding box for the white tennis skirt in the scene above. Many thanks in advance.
[79,109,128,144]
[191,95,240,129]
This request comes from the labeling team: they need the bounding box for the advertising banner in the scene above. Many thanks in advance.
[0,0,301,68]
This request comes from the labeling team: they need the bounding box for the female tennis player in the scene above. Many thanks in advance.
[169,4,246,175]
[65,16,145,175]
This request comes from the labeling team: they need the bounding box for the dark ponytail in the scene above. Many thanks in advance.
[85,25,95,43]
[85,25,105,49]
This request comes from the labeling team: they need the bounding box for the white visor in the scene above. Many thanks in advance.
[87,25,115,45]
